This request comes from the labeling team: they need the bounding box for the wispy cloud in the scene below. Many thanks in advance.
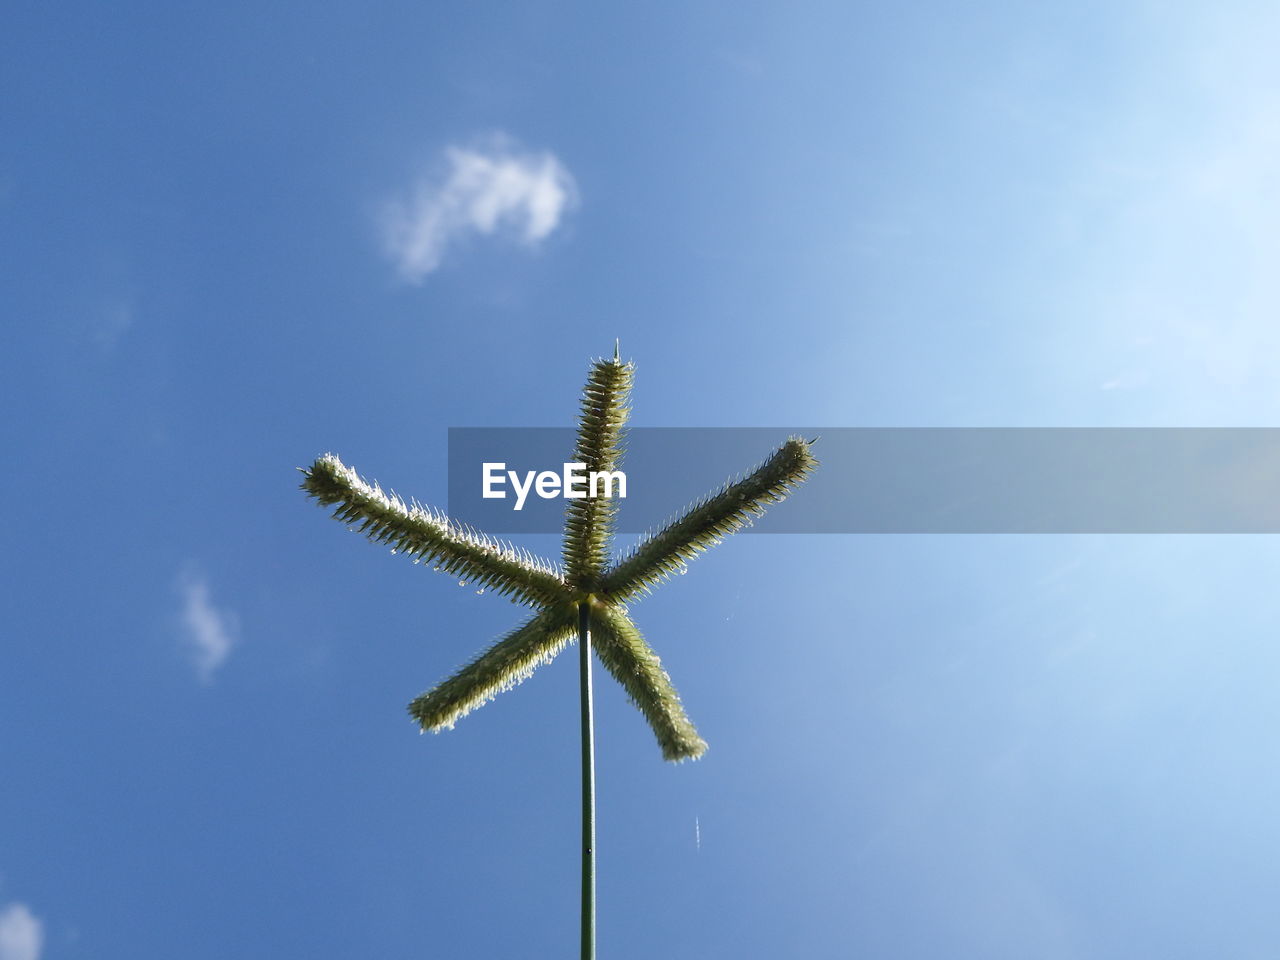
[91,297,135,350]
[0,903,42,960]
[381,137,577,282]
[177,569,238,683]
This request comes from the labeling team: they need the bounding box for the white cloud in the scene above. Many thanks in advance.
[0,903,42,960]
[381,138,577,282]
[178,569,238,683]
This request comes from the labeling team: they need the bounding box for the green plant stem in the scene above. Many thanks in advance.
[579,602,597,960]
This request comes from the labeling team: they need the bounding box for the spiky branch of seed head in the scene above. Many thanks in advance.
[600,438,818,603]
[562,356,633,590]
[587,601,708,761]
[408,606,579,732]
[302,453,572,610]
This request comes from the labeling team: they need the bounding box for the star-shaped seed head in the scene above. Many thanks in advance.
[301,353,816,761]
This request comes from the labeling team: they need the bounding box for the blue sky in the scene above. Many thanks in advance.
[4,2,1280,957]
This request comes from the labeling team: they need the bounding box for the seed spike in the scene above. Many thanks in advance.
[300,358,815,764]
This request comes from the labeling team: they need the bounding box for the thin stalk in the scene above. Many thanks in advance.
[578,602,597,960]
